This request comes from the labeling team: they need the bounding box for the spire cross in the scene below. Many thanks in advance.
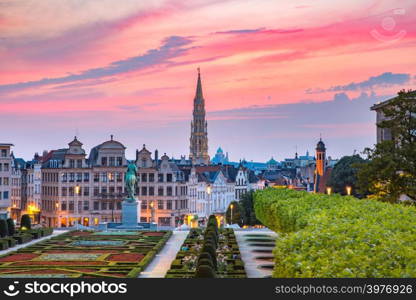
[197,67,200,75]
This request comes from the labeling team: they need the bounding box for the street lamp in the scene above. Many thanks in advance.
[346,186,352,196]
[230,203,234,225]
[206,184,212,221]
[150,201,155,223]
[326,187,332,195]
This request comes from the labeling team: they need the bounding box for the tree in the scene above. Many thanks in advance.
[240,191,261,225]
[6,218,15,236]
[0,219,9,237]
[357,90,416,202]
[327,155,367,197]
[20,214,32,229]
[225,201,242,225]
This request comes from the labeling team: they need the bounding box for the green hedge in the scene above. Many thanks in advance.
[254,188,416,278]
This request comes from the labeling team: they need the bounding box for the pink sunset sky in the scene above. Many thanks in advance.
[1,0,415,162]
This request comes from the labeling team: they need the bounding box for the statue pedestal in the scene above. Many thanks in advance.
[117,199,142,229]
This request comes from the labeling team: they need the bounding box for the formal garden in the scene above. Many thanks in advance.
[254,188,416,278]
[0,215,54,250]
[0,230,171,278]
[165,215,246,278]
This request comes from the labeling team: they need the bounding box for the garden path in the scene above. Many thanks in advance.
[0,230,68,256]
[139,230,189,278]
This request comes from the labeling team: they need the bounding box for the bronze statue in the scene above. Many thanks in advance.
[124,162,138,202]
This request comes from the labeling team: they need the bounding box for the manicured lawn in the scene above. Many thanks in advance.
[0,230,171,278]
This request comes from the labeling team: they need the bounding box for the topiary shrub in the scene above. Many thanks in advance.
[20,214,31,230]
[197,258,214,269]
[195,264,216,278]
[0,219,9,237]
[6,218,15,236]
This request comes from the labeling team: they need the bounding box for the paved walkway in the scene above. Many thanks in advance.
[235,229,277,278]
[139,230,189,278]
[0,230,68,256]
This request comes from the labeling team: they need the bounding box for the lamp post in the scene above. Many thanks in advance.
[150,201,155,223]
[206,184,212,223]
[346,186,352,196]
[230,203,234,225]
[326,187,332,195]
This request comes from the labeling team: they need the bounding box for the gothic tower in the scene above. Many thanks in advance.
[315,137,326,177]
[189,68,210,165]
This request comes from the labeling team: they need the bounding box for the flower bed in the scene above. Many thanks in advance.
[165,228,246,278]
[0,230,171,278]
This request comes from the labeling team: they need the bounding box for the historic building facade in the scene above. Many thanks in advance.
[189,69,210,165]
[41,136,127,227]
[135,145,188,227]
[0,144,13,219]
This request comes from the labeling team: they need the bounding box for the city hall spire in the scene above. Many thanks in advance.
[189,68,210,165]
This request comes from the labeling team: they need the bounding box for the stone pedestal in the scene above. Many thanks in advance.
[117,199,142,229]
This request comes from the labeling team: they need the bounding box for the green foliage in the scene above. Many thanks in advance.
[327,155,367,197]
[240,191,261,226]
[6,219,15,236]
[20,214,32,229]
[357,90,416,202]
[254,188,416,277]
[197,258,214,269]
[195,265,216,278]
[0,219,9,237]
[225,201,242,225]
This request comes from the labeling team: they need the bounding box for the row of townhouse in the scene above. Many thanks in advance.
[0,137,264,228]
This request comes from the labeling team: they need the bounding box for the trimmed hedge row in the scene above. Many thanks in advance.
[254,188,416,277]
[165,225,246,278]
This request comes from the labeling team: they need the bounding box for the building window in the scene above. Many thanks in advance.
[3,191,9,199]
[141,200,147,209]
[69,173,75,182]
[141,173,147,182]
[101,157,107,166]
[158,174,164,182]
[101,172,107,182]
[109,186,115,195]
[116,201,122,210]
[93,201,99,210]
[94,173,99,182]
[84,173,89,182]
[167,186,172,196]
[158,200,164,210]
[1,149,7,157]
[83,201,89,211]
[101,187,107,195]
[94,187,99,196]
[101,202,107,210]
[62,173,67,182]
[149,173,154,182]
[69,159,75,168]
[167,200,172,210]
[77,159,82,168]
[69,201,74,211]
[116,172,122,182]
[108,172,115,182]
[69,187,74,196]
[109,157,115,166]
[167,173,173,182]
[158,187,164,196]
[62,187,67,196]
[117,186,123,195]
[84,187,89,196]
[149,186,154,196]
[61,202,67,211]
[117,157,123,166]
[141,187,147,196]
[76,173,82,182]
